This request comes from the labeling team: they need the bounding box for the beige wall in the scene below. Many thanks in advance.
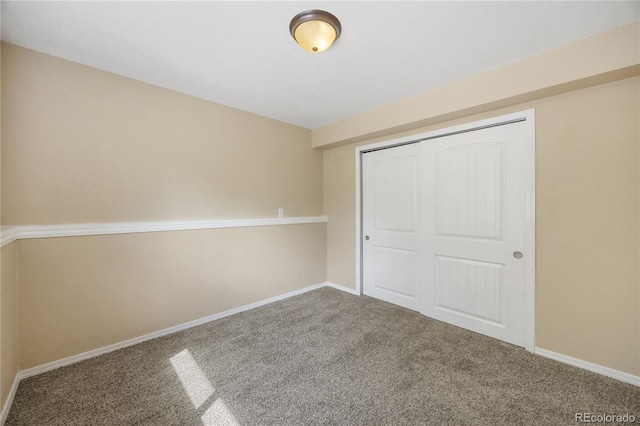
[1,43,322,225]
[323,76,640,376]
[18,224,326,369]
[324,145,356,288]
[2,44,327,371]
[534,78,638,377]
[1,242,18,409]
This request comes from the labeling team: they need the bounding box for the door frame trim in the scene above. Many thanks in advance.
[355,109,536,352]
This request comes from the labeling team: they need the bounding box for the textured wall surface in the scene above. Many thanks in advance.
[18,224,326,369]
[1,43,322,225]
[2,44,326,371]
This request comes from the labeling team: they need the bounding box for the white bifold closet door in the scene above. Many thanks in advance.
[362,121,528,347]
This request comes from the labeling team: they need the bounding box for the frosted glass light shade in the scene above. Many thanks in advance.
[290,10,341,54]
[294,20,337,53]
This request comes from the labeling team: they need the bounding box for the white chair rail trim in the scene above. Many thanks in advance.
[0,216,328,247]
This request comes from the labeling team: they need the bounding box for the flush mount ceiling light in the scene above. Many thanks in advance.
[289,10,341,53]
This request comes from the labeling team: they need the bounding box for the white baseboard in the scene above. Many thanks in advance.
[324,281,360,295]
[535,347,639,386]
[8,286,637,425]
[3,281,353,423]
[20,282,327,380]
[0,372,20,426]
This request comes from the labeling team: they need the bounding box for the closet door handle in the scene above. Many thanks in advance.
[365,235,370,241]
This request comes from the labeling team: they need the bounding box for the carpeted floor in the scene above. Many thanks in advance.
[6,287,639,425]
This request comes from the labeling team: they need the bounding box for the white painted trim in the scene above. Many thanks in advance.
[523,110,537,353]
[355,109,537,352]
[19,282,327,379]
[0,216,327,245]
[535,347,640,387]
[0,227,17,248]
[325,281,360,296]
[0,373,20,426]
[355,146,363,296]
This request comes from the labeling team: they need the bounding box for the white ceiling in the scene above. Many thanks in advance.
[1,1,638,129]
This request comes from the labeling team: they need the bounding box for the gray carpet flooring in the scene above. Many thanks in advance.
[6,287,639,425]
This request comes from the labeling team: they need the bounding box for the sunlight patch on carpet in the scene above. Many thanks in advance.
[170,349,215,409]
[201,399,241,426]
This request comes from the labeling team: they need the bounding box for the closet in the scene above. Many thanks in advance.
[361,114,533,348]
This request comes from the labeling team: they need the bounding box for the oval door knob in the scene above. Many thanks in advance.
[513,251,523,259]
[365,235,370,240]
